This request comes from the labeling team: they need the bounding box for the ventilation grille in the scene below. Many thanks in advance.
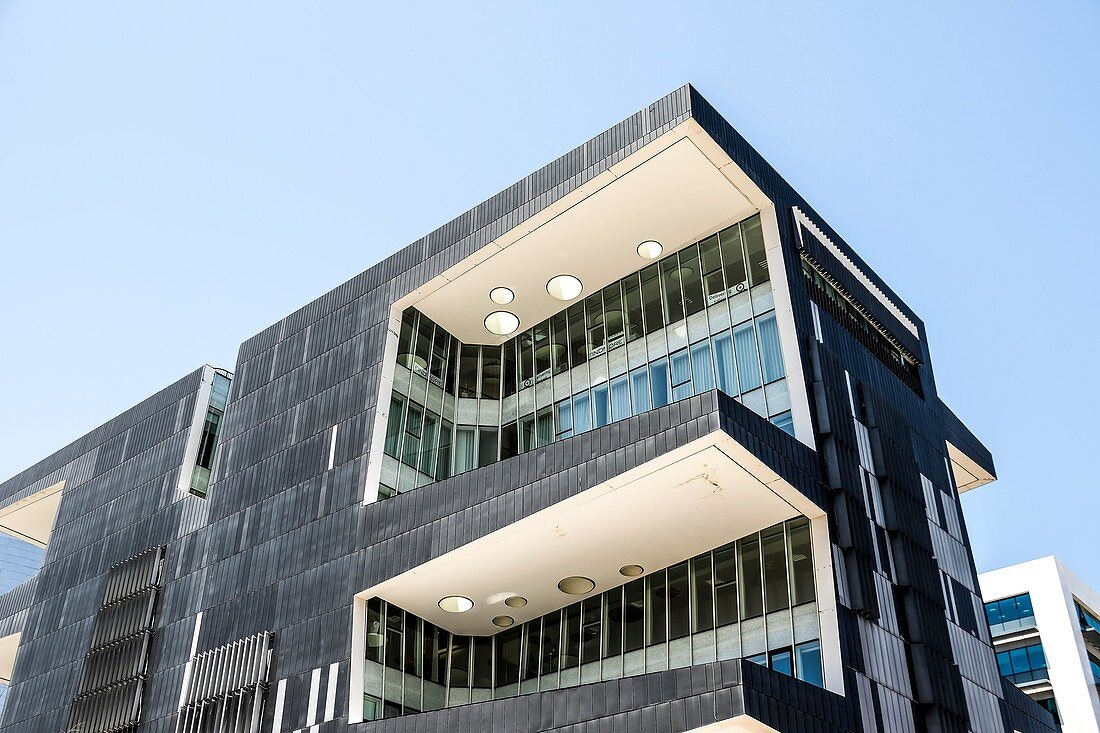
[70,546,165,733]
[176,631,273,733]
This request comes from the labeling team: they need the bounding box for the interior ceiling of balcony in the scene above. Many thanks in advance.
[406,123,761,345]
[358,430,821,637]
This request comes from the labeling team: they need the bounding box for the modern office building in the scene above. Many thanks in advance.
[0,85,1058,733]
[980,557,1100,731]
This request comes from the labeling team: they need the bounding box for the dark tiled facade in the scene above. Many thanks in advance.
[0,86,1057,733]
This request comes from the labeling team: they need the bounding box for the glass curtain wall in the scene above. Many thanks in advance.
[381,214,792,498]
[362,517,821,720]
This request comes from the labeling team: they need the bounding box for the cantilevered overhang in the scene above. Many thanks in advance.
[358,428,825,637]
[947,441,995,493]
[0,480,64,548]
[399,119,772,345]
[0,632,20,684]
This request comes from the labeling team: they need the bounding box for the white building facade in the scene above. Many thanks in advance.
[980,557,1100,732]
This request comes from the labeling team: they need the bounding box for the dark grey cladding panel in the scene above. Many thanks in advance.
[936,397,996,479]
[355,390,823,590]
[0,576,36,636]
[0,369,211,732]
[998,677,1060,733]
[0,367,205,502]
[344,660,850,733]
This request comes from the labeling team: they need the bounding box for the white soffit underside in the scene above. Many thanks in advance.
[0,480,64,548]
[946,441,995,493]
[359,430,822,636]
[0,633,21,683]
[408,126,760,345]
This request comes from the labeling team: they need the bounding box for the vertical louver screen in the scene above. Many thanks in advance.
[175,631,273,733]
[69,546,164,733]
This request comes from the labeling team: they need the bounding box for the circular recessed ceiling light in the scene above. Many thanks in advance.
[619,564,645,577]
[504,595,528,608]
[492,615,515,628]
[484,311,520,336]
[637,240,663,259]
[546,274,583,301]
[438,595,474,613]
[489,287,515,305]
[558,576,596,595]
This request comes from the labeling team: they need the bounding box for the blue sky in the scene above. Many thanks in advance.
[1,3,1097,586]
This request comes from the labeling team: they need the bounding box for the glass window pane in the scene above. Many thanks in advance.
[757,313,784,383]
[624,579,645,653]
[670,349,691,401]
[454,427,476,473]
[522,622,541,681]
[561,604,581,670]
[691,554,715,632]
[739,535,763,619]
[646,572,667,645]
[714,545,738,626]
[518,329,534,388]
[690,340,715,394]
[551,313,569,375]
[700,235,725,305]
[532,322,551,383]
[555,399,573,439]
[668,562,691,640]
[770,648,792,676]
[719,224,747,296]
[796,641,823,687]
[602,283,625,350]
[762,525,790,613]
[622,274,644,343]
[630,367,651,413]
[661,256,685,325]
[477,427,497,468]
[573,391,592,433]
[610,375,631,421]
[679,248,705,317]
[458,345,479,398]
[542,611,562,675]
[733,322,762,392]
[585,294,605,358]
[500,421,518,460]
[567,303,587,369]
[787,518,815,605]
[713,332,737,395]
[502,339,517,398]
[604,589,623,657]
[592,383,610,428]
[650,358,670,409]
[494,627,522,688]
[640,264,664,335]
[581,598,601,665]
[742,214,769,286]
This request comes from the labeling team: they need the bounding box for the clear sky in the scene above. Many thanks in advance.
[1,3,1097,587]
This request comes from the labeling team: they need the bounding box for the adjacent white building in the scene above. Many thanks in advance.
[980,557,1100,732]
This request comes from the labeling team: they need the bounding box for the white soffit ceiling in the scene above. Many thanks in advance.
[413,133,757,345]
[0,480,64,548]
[359,431,821,636]
[946,441,995,493]
[0,633,20,683]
